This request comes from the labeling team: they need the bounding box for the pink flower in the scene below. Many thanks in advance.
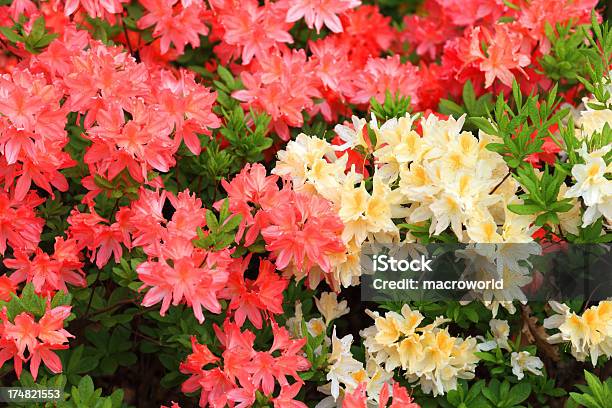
[0,69,74,200]
[349,55,421,106]
[153,69,221,155]
[215,0,293,65]
[8,0,37,19]
[517,0,597,54]
[309,37,355,96]
[138,246,232,323]
[138,0,210,55]
[337,5,395,65]
[285,0,361,33]
[220,163,280,246]
[0,190,44,256]
[273,382,307,408]
[61,0,129,18]
[402,4,458,60]
[85,99,176,182]
[4,237,86,296]
[223,257,288,329]
[378,382,420,408]
[0,275,16,302]
[181,321,310,407]
[0,306,73,380]
[469,25,531,88]
[343,383,368,408]
[128,188,234,323]
[434,0,504,26]
[233,49,320,140]
[67,204,126,268]
[261,189,345,279]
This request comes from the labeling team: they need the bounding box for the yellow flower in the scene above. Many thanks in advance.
[545,301,612,365]
[315,292,350,325]
[274,133,335,186]
[361,306,479,396]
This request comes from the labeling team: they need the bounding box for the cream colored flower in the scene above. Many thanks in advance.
[285,300,304,338]
[327,329,364,400]
[479,319,511,351]
[307,317,328,338]
[315,292,350,325]
[544,301,612,365]
[564,144,612,226]
[324,328,394,404]
[578,102,612,139]
[557,184,581,235]
[371,113,424,181]
[334,115,369,151]
[338,174,404,245]
[510,351,544,380]
[361,305,479,396]
[274,133,336,186]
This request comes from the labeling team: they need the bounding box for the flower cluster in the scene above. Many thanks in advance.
[1,29,220,201]
[362,305,479,396]
[180,321,310,407]
[4,237,86,296]
[0,190,44,256]
[127,188,231,324]
[0,0,609,407]
[545,301,612,365]
[222,163,346,288]
[0,305,72,381]
[0,67,74,200]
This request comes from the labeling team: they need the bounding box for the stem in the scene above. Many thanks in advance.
[121,15,134,57]
[489,171,512,195]
[82,298,136,320]
[84,267,102,316]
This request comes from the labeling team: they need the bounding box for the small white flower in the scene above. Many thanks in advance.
[333,115,368,151]
[511,351,543,380]
[564,144,612,226]
[479,319,511,351]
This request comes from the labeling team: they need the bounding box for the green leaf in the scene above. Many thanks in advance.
[205,209,219,231]
[470,117,498,135]
[0,26,23,43]
[463,81,477,113]
[570,392,602,408]
[506,382,532,405]
[221,214,242,232]
[474,352,497,363]
[584,370,607,406]
[78,376,95,402]
[30,16,46,41]
[507,204,542,215]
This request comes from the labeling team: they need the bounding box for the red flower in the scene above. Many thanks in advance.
[349,55,420,107]
[0,306,73,380]
[285,0,361,33]
[0,191,44,256]
[261,189,345,278]
[223,257,288,329]
[4,237,86,296]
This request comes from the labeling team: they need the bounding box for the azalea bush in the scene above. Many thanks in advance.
[0,0,611,407]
